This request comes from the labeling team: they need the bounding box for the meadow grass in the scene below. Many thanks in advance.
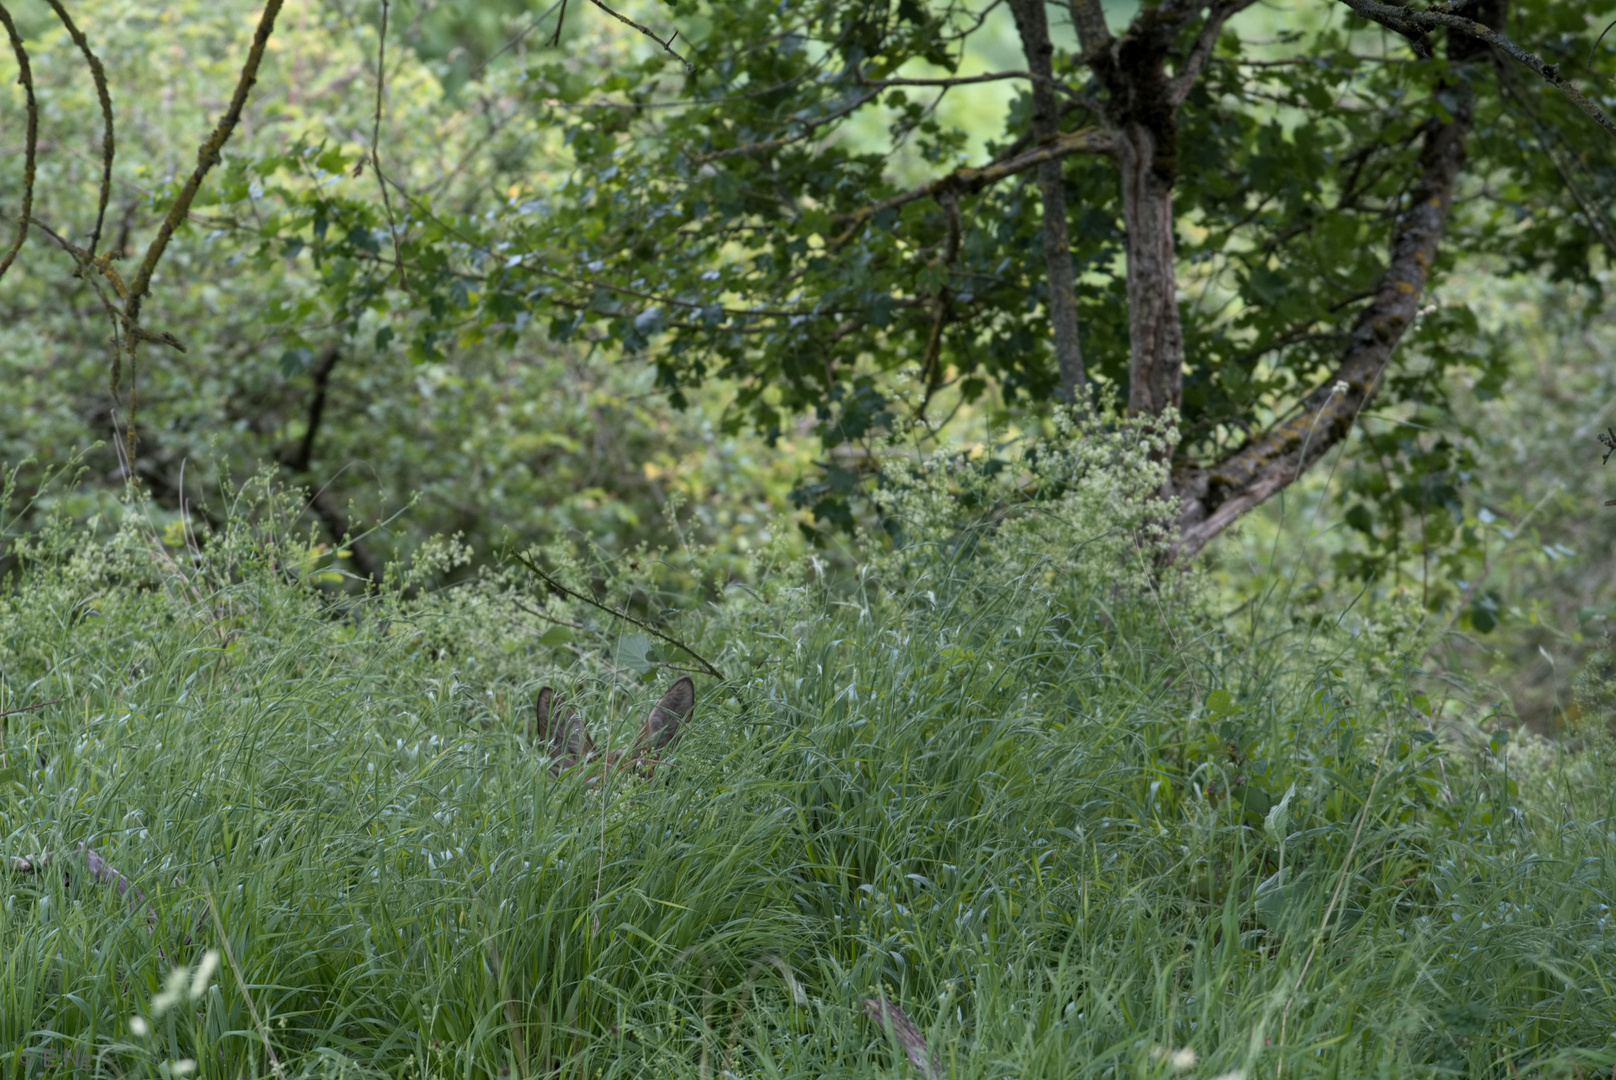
[2,468,1615,1079]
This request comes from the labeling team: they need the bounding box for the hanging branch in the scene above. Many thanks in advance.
[43,0,115,257]
[511,551,727,680]
[366,0,414,299]
[0,1,37,283]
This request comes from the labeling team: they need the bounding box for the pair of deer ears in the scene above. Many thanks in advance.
[533,676,696,763]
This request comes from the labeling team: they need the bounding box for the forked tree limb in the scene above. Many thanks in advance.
[1172,81,1474,560]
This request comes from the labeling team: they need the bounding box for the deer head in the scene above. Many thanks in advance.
[533,677,695,781]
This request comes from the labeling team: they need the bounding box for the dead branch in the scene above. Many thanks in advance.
[585,0,692,73]
[863,997,941,1080]
[43,1,115,257]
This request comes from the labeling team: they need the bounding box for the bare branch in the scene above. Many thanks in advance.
[585,0,692,73]
[125,0,287,322]
[0,2,36,284]
[857,63,1085,101]
[43,1,114,257]
[1337,0,1616,141]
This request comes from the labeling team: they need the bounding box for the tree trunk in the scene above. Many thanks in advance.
[1117,126,1183,417]
[1097,11,1186,419]
[1007,0,1086,402]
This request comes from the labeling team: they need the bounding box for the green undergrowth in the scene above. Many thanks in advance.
[1,427,1614,1079]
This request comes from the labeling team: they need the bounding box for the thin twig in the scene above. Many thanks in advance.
[548,0,569,47]
[511,552,727,680]
[43,1,114,257]
[0,697,62,718]
[856,62,1086,101]
[828,126,1115,246]
[367,0,415,299]
[0,2,37,283]
[585,0,692,72]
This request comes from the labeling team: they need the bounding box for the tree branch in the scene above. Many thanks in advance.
[1337,0,1616,142]
[1168,0,1260,106]
[1009,0,1086,401]
[856,63,1085,101]
[829,126,1115,245]
[0,2,37,284]
[124,0,286,324]
[275,346,385,587]
[1067,0,1114,56]
[1173,84,1474,560]
[43,0,114,258]
[585,0,692,73]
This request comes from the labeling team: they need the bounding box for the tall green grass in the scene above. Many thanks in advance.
[2,447,1614,1079]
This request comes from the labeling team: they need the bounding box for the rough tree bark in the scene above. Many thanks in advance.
[1171,3,1500,559]
[1092,6,1188,418]
[1070,0,1255,422]
[1007,0,1086,402]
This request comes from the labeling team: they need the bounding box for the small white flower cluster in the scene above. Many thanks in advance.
[127,948,220,1077]
[864,406,1188,608]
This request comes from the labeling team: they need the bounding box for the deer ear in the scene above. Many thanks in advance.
[551,708,593,774]
[534,687,557,743]
[634,676,695,755]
